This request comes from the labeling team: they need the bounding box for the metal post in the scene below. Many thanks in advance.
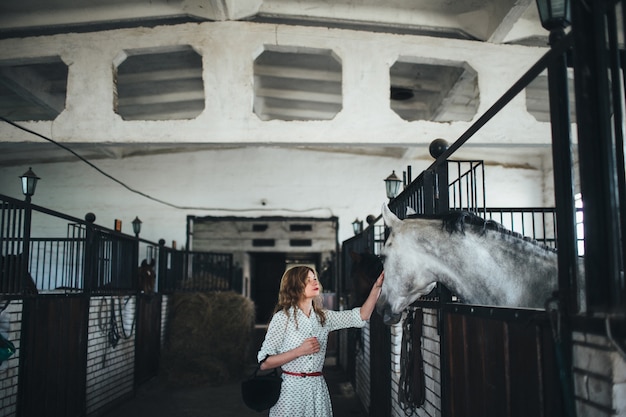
[83,213,96,292]
[572,0,623,311]
[546,26,577,417]
[548,27,579,313]
[21,197,32,294]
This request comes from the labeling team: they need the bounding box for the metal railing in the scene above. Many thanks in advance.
[0,194,235,296]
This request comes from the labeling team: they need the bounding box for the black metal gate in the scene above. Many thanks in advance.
[341,226,390,416]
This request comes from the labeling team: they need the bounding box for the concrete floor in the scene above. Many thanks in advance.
[101,364,367,417]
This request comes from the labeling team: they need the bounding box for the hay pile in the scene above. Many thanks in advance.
[161,291,255,386]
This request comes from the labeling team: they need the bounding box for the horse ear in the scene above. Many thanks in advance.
[381,203,401,229]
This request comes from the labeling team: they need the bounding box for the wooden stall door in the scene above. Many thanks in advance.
[19,296,89,417]
[135,293,162,385]
[443,312,562,417]
[369,312,391,417]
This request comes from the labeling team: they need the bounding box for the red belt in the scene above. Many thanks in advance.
[283,370,323,377]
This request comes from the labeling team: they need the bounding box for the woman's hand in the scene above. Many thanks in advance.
[373,271,384,290]
[260,337,321,370]
[298,337,320,356]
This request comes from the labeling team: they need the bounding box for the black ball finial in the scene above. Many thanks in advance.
[429,138,449,159]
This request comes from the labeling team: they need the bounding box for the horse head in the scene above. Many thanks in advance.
[349,251,383,307]
[376,204,561,324]
[376,204,438,325]
[138,259,156,294]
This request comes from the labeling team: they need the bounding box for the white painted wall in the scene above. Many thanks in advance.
[0,21,550,146]
[0,145,553,246]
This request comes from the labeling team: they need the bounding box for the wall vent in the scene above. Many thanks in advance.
[290,239,312,247]
[252,239,275,247]
[290,224,312,232]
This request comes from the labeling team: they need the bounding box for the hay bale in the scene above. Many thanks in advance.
[161,291,255,386]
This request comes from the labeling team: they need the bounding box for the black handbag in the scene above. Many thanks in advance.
[241,357,282,412]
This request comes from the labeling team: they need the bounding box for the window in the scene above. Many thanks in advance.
[290,224,312,232]
[289,239,312,247]
[575,193,585,255]
[252,239,275,247]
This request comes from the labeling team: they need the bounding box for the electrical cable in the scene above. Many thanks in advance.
[0,116,333,214]
[605,315,626,361]
[118,296,136,340]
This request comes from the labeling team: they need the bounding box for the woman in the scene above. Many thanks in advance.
[257,265,384,417]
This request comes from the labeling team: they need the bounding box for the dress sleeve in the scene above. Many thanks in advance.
[257,310,287,363]
[325,307,366,332]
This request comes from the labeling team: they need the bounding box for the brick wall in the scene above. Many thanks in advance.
[355,322,371,411]
[0,301,22,417]
[573,330,626,417]
[85,296,136,416]
[390,308,441,417]
[0,294,170,417]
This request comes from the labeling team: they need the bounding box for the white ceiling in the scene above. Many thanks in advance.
[0,0,551,166]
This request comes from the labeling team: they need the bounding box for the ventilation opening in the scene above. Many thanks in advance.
[0,57,68,121]
[252,239,275,247]
[390,59,479,122]
[525,71,577,123]
[290,239,313,247]
[114,45,204,121]
[254,46,342,121]
[290,224,312,232]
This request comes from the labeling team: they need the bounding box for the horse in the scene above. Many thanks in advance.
[348,251,384,307]
[376,204,562,325]
[0,254,38,295]
[138,259,156,294]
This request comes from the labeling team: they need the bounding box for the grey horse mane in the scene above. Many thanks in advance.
[407,210,557,253]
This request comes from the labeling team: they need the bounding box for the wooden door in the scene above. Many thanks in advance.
[19,296,88,417]
[135,293,162,385]
[251,253,286,325]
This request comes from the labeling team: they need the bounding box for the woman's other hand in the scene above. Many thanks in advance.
[298,337,320,356]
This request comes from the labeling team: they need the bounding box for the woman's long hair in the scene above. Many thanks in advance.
[273,266,327,327]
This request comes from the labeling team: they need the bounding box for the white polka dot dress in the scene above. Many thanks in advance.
[257,307,366,417]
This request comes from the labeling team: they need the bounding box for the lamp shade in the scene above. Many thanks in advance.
[384,171,402,200]
[536,0,570,31]
[132,216,142,236]
[19,167,40,198]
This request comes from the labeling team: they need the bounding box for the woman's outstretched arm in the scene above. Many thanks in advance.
[360,272,384,320]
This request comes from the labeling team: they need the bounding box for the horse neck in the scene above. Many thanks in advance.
[434,232,558,307]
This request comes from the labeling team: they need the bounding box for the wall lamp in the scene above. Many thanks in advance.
[352,218,363,235]
[384,171,402,200]
[536,0,571,32]
[19,167,40,202]
[132,216,142,237]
